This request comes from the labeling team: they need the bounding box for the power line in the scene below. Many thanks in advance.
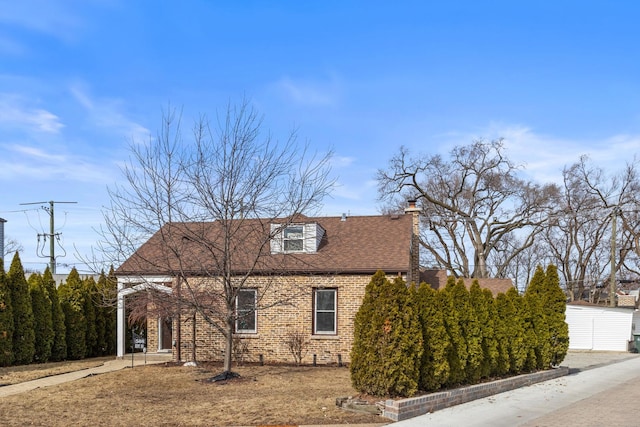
[19,201,77,274]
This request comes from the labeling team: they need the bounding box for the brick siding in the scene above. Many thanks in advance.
[147,273,397,365]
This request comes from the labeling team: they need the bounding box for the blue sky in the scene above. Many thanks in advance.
[1,1,639,273]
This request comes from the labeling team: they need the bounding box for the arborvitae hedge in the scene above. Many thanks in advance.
[350,271,423,397]
[28,273,54,363]
[351,266,570,398]
[470,283,498,379]
[8,253,35,365]
[441,277,468,386]
[43,268,67,361]
[416,283,450,391]
[544,265,569,366]
[59,268,87,360]
[0,262,117,367]
[525,266,552,370]
[0,260,13,366]
[506,287,532,373]
[83,277,98,357]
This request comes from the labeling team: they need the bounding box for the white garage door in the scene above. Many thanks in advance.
[566,305,633,352]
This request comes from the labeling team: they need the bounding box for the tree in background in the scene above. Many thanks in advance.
[7,253,35,365]
[43,268,66,361]
[0,259,13,366]
[416,283,450,391]
[2,238,23,261]
[377,140,560,279]
[351,271,423,397]
[28,273,53,363]
[59,268,87,360]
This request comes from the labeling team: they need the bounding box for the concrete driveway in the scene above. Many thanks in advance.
[392,351,640,426]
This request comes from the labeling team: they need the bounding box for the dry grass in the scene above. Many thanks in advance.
[0,359,387,426]
[0,357,113,385]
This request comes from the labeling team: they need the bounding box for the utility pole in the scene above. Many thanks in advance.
[20,200,77,274]
[610,207,618,307]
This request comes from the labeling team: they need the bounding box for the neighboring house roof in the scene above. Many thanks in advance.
[420,268,514,296]
[116,213,413,277]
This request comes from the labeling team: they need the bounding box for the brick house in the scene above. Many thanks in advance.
[115,202,422,365]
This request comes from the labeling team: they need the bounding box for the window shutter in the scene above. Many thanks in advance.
[270,223,283,253]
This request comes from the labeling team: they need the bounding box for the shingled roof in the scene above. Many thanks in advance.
[116,213,413,277]
[420,268,514,296]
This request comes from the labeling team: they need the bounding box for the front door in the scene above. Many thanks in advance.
[159,317,173,351]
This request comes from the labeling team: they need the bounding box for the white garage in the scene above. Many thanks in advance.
[566,303,640,352]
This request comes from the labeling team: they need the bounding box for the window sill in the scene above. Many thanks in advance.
[311,334,339,340]
[233,333,259,339]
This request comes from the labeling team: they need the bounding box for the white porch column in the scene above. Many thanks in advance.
[117,280,125,358]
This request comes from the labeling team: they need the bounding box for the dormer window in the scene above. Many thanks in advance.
[283,226,304,251]
[270,222,325,254]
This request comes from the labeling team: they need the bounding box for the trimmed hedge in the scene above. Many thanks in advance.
[351,266,569,397]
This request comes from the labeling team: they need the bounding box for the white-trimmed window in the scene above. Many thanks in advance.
[313,288,337,335]
[235,289,257,333]
[283,225,304,252]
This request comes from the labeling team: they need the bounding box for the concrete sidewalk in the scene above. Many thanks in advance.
[392,352,640,426]
[0,352,171,398]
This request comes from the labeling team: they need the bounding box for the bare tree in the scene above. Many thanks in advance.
[378,139,560,279]
[488,234,546,292]
[3,237,23,260]
[545,155,640,300]
[100,99,333,372]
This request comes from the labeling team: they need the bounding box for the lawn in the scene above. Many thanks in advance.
[0,359,387,426]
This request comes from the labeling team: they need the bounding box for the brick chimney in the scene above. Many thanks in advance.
[404,200,421,285]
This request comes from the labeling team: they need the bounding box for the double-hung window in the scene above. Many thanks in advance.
[283,225,304,252]
[235,289,257,333]
[313,288,337,335]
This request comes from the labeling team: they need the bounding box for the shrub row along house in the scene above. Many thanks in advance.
[0,253,117,366]
[114,201,513,366]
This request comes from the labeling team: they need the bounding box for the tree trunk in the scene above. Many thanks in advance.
[223,317,234,372]
[191,312,197,363]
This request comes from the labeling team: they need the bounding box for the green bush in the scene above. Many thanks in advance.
[416,283,450,391]
[43,268,66,361]
[29,273,53,362]
[8,253,35,365]
[59,268,87,360]
[543,265,569,366]
[0,260,13,366]
[350,271,423,397]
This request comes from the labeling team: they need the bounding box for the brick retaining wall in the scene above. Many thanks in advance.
[383,367,570,421]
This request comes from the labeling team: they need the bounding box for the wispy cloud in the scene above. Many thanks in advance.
[0,1,85,42]
[70,84,151,142]
[0,94,64,133]
[0,143,112,183]
[331,155,355,168]
[435,123,640,184]
[272,74,342,107]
